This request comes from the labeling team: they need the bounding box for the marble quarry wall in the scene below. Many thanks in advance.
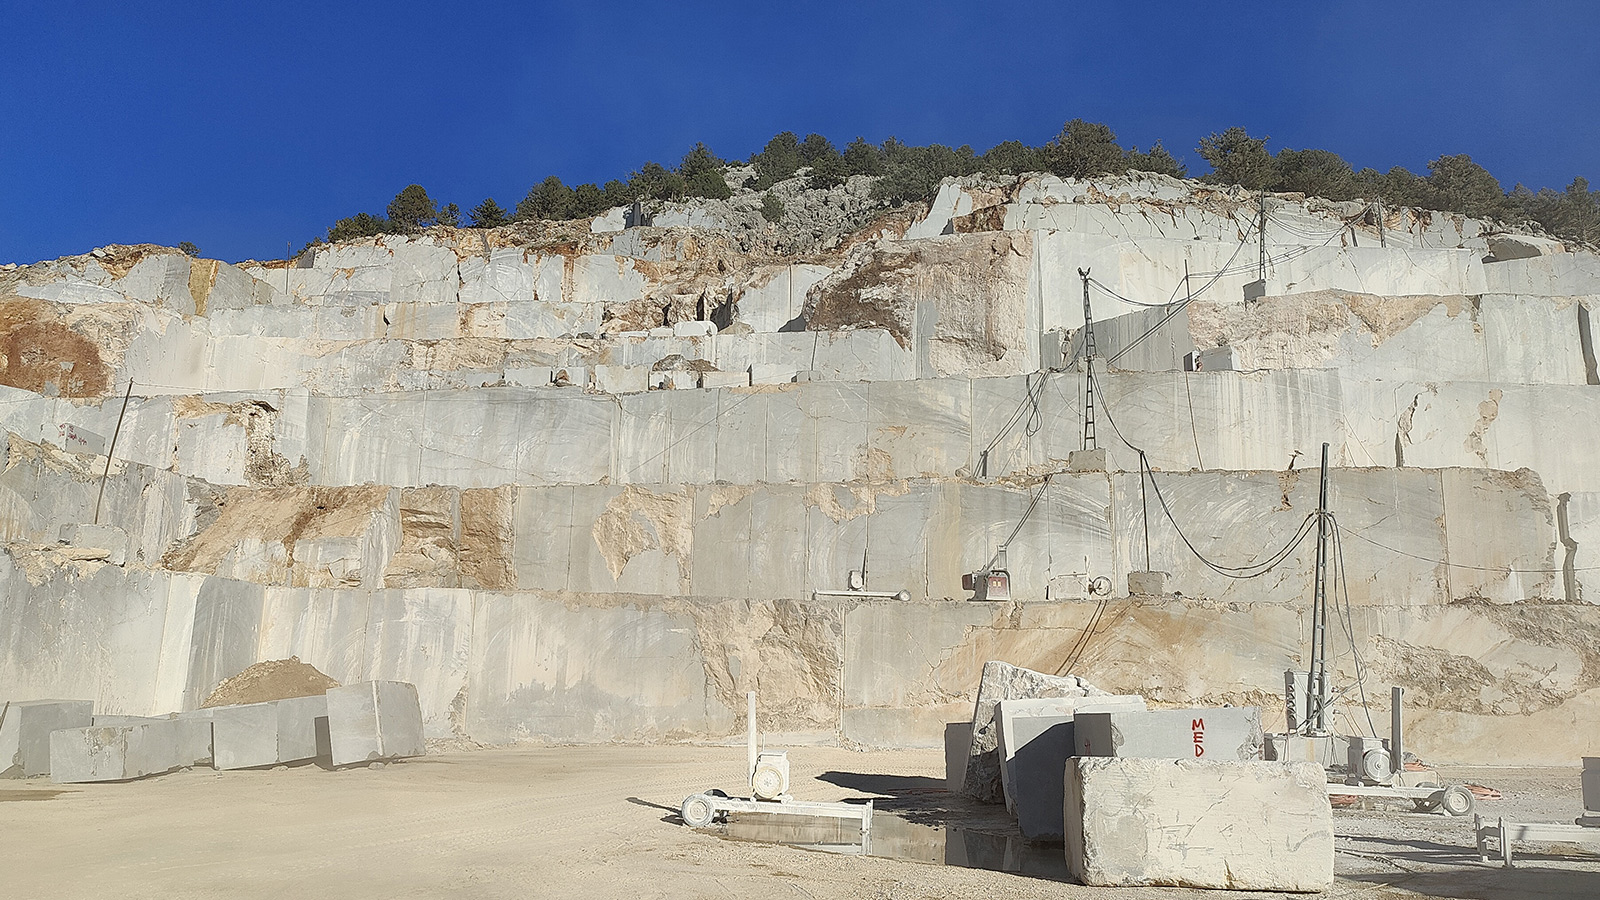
[2,172,1597,766]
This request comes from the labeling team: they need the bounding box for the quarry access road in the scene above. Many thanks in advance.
[0,745,1593,899]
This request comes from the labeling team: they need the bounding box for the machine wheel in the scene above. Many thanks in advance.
[680,793,718,828]
[1413,797,1440,812]
[1439,785,1475,817]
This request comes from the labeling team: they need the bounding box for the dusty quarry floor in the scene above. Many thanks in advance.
[1,745,1596,899]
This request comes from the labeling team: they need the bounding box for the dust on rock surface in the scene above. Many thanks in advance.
[201,656,341,708]
[3,745,1595,900]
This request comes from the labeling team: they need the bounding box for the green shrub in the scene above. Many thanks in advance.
[1272,148,1354,199]
[1042,119,1127,179]
[686,169,732,200]
[327,212,396,242]
[1197,127,1274,189]
[1425,154,1514,220]
[751,132,803,185]
[516,176,575,221]
[1126,141,1186,178]
[761,193,784,223]
[842,137,883,176]
[981,140,1042,176]
[871,142,978,205]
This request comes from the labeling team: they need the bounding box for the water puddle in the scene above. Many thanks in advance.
[720,810,1068,879]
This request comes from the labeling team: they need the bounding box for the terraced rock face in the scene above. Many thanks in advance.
[1,172,1597,764]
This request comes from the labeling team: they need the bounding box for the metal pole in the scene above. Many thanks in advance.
[1307,441,1331,733]
[1139,455,1151,571]
[1258,193,1269,283]
[93,380,134,526]
[746,691,758,782]
[1376,197,1386,248]
[1079,268,1095,451]
[1390,686,1404,777]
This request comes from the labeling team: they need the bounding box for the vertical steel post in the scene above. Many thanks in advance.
[1079,268,1096,451]
[746,691,758,783]
[1307,442,1331,733]
[1258,193,1269,283]
[1390,685,1404,777]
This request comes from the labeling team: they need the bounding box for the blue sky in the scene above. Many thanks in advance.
[4,1,1597,264]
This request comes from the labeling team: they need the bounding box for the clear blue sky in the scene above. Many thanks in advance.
[4,1,1597,264]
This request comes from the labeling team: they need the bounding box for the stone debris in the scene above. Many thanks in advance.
[56,523,129,567]
[962,662,1107,804]
[1064,757,1334,891]
[201,657,341,708]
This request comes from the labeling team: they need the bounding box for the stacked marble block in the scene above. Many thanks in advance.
[993,696,1147,840]
[1062,706,1334,892]
[183,693,333,770]
[2,682,424,784]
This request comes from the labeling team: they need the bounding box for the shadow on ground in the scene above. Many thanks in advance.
[1345,866,1600,899]
[815,771,1000,828]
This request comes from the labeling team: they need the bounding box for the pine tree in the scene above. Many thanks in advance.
[468,198,509,228]
[386,184,437,229]
[1197,128,1274,189]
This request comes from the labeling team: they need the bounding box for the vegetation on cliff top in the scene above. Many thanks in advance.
[319,121,1600,249]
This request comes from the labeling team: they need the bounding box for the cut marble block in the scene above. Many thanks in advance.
[945,722,972,793]
[962,662,1105,804]
[995,696,1146,839]
[0,700,94,777]
[275,694,329,763]
[1073,706,1262,761]
[995,695,1146,813]
[326,681,425,766]
[49,720,183,783]
[195,703,278,770]
[185,696,329,769]
[1064,757,1333,891]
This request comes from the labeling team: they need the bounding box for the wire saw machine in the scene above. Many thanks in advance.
[1265,444,1475,816]
[679,692,873,850]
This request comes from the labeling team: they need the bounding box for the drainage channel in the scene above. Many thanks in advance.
[718,810,1069,879]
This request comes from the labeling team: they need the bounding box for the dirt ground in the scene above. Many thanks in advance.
[1,745,1597,899]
